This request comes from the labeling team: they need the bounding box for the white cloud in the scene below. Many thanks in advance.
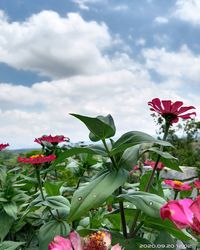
[143,45,200,83]
[154,16,169,24]
[135,38,146,46]
[0,10,114,79]
[73,0,104,10]
[173,0,200,25]
[113,5,129,12]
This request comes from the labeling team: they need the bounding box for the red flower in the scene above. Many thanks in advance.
[164,180,191,191]
[34,135,69,145]
[148,98,196,124]
[144,160,165,171]
[0,143,9,151]
[194,180,200,189]
[18,154,56,165]
[190,196,200,234]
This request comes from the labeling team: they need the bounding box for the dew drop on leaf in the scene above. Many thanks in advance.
[149,201,153,206]
[78,197,82,201]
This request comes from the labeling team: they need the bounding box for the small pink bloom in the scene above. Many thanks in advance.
[0,143,9,151]
[193,180,200,189]
[35,135,69,145]
[18,154,56,165]
[48,236,72,250]
[111,244,122,250]
[160,199,193,229]
[190,196,200,233]
[148,98,196,124]
[144,160,165,171]
[164,179,191,191]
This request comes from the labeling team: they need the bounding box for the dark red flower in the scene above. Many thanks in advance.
[194,180,200,189]
[0,143,9,151]
[148,98,196,124]
[144,160,165,171]
[18,154,56,165]
[34,135,69,145]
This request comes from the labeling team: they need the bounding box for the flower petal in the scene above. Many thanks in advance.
[69,231,83,250]
[111,243,123,250]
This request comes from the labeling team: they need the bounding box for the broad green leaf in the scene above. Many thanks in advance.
[68,169,128,221]
[111,131,172,155]
[70,113,116,141]
[0,211,14,241]
[44,182,63,196]
[3,202,18,219]
[0,241,25,250]
[154,230,175,250]
[119,191,166,218]
[147,147,178,160]
[119,145,140,170]
[44,196,70,210]
[38,220,70,250]
[145,217,192,241]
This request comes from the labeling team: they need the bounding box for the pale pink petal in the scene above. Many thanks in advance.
[103,232,111,247]
[111,244,122,250]
[69,231,83,250]
[48,236,72,250]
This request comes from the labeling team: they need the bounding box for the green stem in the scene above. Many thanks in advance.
[102,139,127,238]
[174,190,179,200]
[35,166,45,200]
[129,121,170,237]
[119,186,127,238]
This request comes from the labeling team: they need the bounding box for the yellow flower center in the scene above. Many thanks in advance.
[173,180,183,186]
[30,154,44,159]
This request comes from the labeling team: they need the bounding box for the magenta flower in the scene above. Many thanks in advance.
[35,135,69,145]
[148,98,196,124]
[190,196,200,234]
[144,160,165,171]
[18,154,56,165]
[161,196,200,234]
[164,180,191,191]
[48,231,122,250]
[193,180,200,189]
[0,143,9,151]
[160,199,193,229]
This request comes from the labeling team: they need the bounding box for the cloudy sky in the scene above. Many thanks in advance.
[0,0,199,149]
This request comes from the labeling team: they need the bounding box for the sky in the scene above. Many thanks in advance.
[0,0,199,149]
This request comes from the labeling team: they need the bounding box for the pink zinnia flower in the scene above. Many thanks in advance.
[48,231,122,250]
[0,143,9,151]
[148,98,196,124]
[164,179,191,191]
[160,199,193,229]
[190,196,200,234]
[18,154,56,165]
[193,180,200,189]
[144,160,165,171]
[35,135,69,145]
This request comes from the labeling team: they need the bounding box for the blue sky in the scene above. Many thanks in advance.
[0,0,199,148]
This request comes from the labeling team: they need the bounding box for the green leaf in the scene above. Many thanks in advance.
[44,182,64,196]
[145,217,192,241]
[151,154,182,172]
[70,113,116,141]
[119,145,140,170]
[3,202,18,219]
[0,241,25,250]
[154,230,176,250]
[68,169,128,221]
[38,220,70,250]
[111,131,172,155]
[44,196,70,211]
[119,191,166,218]
[0,211,14,241]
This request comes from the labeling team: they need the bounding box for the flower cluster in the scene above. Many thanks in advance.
[160,196,200,234]
[18,154,56,165]
[48,231,122,250]
[35,135,69,145]
[0,143,9,151]
[148,98,196,124]
[144,160,165,171]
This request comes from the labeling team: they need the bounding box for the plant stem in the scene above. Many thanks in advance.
[174,190,179,200]
[102,139,127,238]
[35,166,45,200]
[119,186,127,238]
[129,121,170,237]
